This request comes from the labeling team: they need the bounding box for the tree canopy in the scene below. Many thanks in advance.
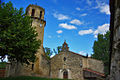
[92,31,110,75]
[0,2,40,64]
[44,46,62,59]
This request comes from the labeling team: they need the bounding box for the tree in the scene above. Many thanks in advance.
[44,47,53,59]
[0,2,40,64]
[44,46,62,59]
[53,46,62,54]
[92,31,110,75]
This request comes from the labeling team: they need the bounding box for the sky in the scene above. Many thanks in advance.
[3,0,110,57]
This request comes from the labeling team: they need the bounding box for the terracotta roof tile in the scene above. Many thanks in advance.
[83,68,105,77]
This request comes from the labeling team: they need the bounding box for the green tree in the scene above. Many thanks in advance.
[92,31,110,75]
[44,47,53,59]
[0,2,40,64]
[53,46,62,54]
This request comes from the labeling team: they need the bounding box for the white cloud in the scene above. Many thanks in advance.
[81,13,87,16]
[70,19,83,25]
[56,30,63,34]
[99,4,110,15]
[94,23,110,38]
[76,7,81,11]
[50,54,55,58]
[87,0,92,6]
[53,13,70,20]
[78,29,93,35]
[96,0,110,15]
[48,35,52,38]
[79,51,87,56]
[59,23,77,30]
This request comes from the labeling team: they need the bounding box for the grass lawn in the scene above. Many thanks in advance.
[0,76,69,80]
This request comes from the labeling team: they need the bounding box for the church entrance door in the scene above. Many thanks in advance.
[63,71,68,79]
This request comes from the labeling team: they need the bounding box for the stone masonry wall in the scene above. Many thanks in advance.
[51,51,84,80]
[87,58,104,74]
[110,0,120,80]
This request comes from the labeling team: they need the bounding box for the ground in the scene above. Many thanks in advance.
[0,76,69,80]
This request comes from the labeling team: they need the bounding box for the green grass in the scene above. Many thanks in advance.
[0,76,69,80]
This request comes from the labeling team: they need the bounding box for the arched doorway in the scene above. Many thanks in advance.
[63,70,68,79]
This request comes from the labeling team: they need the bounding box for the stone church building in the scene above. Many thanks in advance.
[6,4,105,80]
[51,41,105,80]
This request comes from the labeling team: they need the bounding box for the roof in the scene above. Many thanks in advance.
[83,68,105,77]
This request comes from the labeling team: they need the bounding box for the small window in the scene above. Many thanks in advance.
[32,64,34,70]
[40,11,42,19]
[64,57,66,61]
[31,9,35,16]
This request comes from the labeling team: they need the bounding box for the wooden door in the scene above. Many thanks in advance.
[63,71,68,79]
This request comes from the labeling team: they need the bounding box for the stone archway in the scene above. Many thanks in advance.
[58,69,72,79]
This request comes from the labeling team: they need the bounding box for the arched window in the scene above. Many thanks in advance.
[40,11,42,19]
[63,70,68,79]
[64,57,66,61]
[31,9,35,16]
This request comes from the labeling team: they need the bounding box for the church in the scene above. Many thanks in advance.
[7,4,105,80]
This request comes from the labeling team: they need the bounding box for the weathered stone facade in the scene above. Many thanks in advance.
[109,0,120,80]
[51,41,105,80]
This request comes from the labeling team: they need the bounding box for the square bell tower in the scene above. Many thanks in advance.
[26,4,46,73]
[26,4,46,55]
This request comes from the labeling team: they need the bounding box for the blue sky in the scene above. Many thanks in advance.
[4,0,110,57]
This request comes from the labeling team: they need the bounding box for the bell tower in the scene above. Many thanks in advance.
[26,4,46,73]
[26,4,46,55]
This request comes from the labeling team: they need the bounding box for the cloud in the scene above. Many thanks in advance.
[53,13,70,20]
[50,54,55,58]
[87,0,92,6]
[76,7,81,11]
[79,51,87,56]
[94,23,110,38]
[59,23,77,30]
[81,13,87,16]
[48,35,52,38]
[96,0,110,15]
[70,19,83,25]
[99,4,110,15]
[56,30,63,34]
[78,29,93,35]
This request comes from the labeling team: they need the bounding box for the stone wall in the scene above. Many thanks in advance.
[83,58,104,74]
[51,51,84,80]
[40,55,50,77]
[4,55,50,77]
[109,0,120,80]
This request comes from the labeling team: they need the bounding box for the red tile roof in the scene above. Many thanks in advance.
[83,68,105,77]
